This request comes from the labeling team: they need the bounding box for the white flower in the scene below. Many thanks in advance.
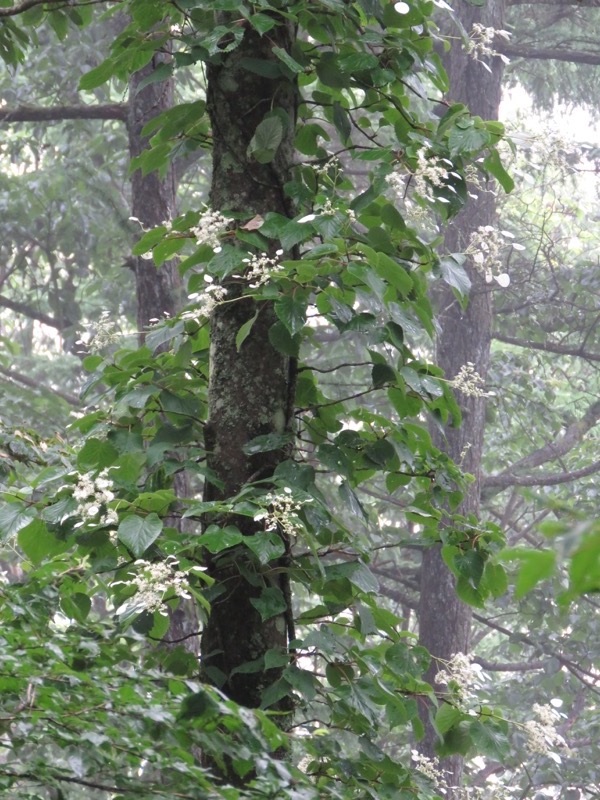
[450,363,492,399]
[182,277,228,322]
[435,652,484,700]
[72,469,117,526]
[466,23,511,62]
[465,226,512,286]
[242,249,285,287]
[394,2,410,13]
[190,207,233,252]
[126,558,191,616]
[254,487,308,537]
[77,311,121,353]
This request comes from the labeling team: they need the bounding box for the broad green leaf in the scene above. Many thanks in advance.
[500,547,557,598]
[248,117,284,164]
[0,502,36,540]
[117,513,163,557]
[197,525,243,554]
[484,148,515,193]
[18,519,67,563]
[275,293,307,336]
[250,586,287,621]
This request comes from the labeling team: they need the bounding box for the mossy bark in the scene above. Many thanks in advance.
[200,21,297,717]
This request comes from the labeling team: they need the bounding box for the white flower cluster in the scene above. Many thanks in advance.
[182,276,228,322]
[77,311,121,353]
[411,750,447,788]
[73,469,118,527]
[466,225,518,286]
[254,487,305,537]
[386,149,456,205]
[451,363,492,399]
[466,24,511,64]
[524,703,566,756]
[243,249,284,288]
[314,155,341,178]
[297,202,356,224]
[190,208,233,252]
[435,652,484,700]
[129,558,191,616]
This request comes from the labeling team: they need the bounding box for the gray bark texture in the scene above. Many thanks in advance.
[418,1,505,792]
[128,54,182,334]
[200,21,297,720]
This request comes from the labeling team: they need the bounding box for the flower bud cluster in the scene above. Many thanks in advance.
[466,24,511,64]
[190,208,233,253]
[451,363,492,399]
[77,311,121,354]
[127,558,191,616]
[243,249,285,288]
[183,276,228,322]
[524,703,566,756]
[254,487,306,537]
[435,651,484,700]
[466,225,518,287]
[73,469,118,527]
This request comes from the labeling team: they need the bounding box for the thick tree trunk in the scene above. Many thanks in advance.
[200,22,297,716]
[418,1,505,791]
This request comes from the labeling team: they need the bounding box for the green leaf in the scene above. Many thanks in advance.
[242,432,293,455]
[374,253,413,296]
[500,547,556,598]
[435,703,466,735]
[275,293,307,336]
[0,502,36,540]
[248,117,284,164]
[236,310,259,352]
[197,525,243,554]
[77,438,118,472]
[484,148,515,193]
[272,46,305,75]
[79,59,115,91]
[469,718,510,760]
[18,519,67,563]
[439,256,471,296]
[117,513,163,557]
[244,532,286,565]
[250,586,287,621]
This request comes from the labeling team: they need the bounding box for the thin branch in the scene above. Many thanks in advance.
[0,0,113,16]
[494,333,600,363]
[472,657,545,672]
[0,365,80,407]
[0,103,127,123]
[484,459,600,490]
[483,397,600,494]
[0,295,65,329]
[472,612,600,694]
[497,41,600,66]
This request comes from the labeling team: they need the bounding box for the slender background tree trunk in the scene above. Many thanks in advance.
[418,1,506,790]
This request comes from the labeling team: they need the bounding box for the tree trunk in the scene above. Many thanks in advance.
[418,1,506,791]
[128,57,197,653]
[200,22,297,717]
[128,53,182,334]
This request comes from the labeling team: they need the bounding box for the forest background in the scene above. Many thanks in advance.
[0,1,598,799]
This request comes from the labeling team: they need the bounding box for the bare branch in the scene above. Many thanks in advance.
[0,103,127,123]
[494,333,600,363]
[483,398,600,494]
[497,41,600,66]
[0,365,80,407]
[473,657,545,672]
[0,295,65,329]
[0,0,112,17]
[484,459,600,490]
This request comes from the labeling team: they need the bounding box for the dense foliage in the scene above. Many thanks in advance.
[0,1,598,799]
